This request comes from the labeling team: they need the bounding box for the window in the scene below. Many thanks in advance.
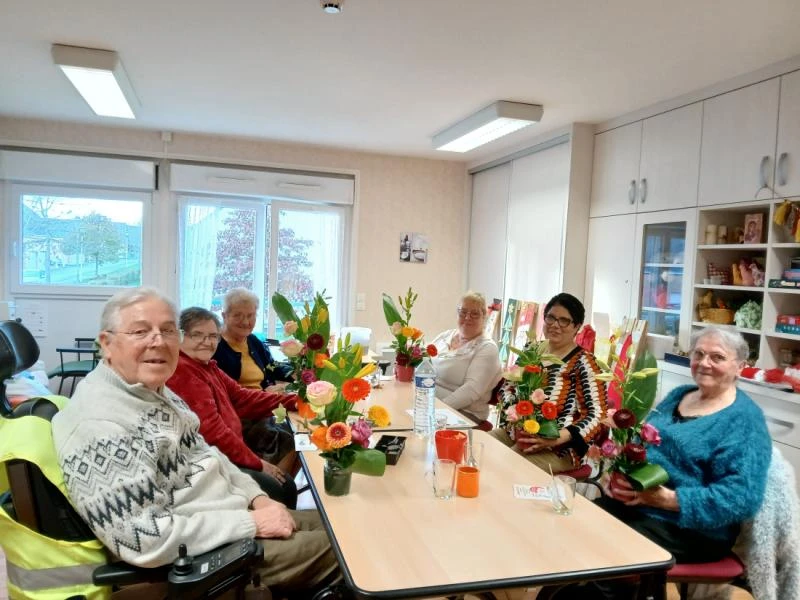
[178,196,346,338]
[9,184,148,295]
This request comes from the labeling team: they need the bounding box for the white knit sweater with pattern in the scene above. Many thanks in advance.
[52,362,261,567]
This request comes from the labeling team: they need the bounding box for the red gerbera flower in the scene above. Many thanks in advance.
[426,344,438,358]
[541,401,558,420]
[524,364,542,373]
[516,400,534,416]
[342,378,371,403]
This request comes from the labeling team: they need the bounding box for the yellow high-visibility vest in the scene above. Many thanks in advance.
[0,396,110,600]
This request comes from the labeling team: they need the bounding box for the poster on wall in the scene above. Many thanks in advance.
[399,232,429,263]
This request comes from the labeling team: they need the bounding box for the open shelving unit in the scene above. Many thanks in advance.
[692,198,800,367]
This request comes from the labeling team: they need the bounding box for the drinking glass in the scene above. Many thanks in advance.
[549,474,577,515]
[429,458,457,499]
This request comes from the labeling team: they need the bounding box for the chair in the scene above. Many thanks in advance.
[339,327,372,351]
[666,553,746,600]
[46,336,100,394]
[0,320,264,599]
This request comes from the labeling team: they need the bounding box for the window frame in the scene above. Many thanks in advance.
[176,193,350,338]
[7,182,152,298]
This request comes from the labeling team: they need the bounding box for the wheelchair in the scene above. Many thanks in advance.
[0,320,263,599]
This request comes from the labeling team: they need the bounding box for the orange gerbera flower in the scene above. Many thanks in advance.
[516,400,534,417]
[314,353,329,368]
[326,422,352,449]
[310,426,331,451]
[297,400,317,420]
[410,328,423,340]
[342,378,371,403]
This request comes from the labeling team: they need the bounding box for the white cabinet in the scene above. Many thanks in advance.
[590,104,702,218]
[698,79,780,206]
[585,214,636,326]
[590,122,641,217]
[638,104,702,212]
[776,70,800,198]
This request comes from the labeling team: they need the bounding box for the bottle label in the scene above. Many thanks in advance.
[415,375,435,389]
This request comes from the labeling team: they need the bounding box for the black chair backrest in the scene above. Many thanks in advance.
[0,321,95,541]
[0,320,40,416]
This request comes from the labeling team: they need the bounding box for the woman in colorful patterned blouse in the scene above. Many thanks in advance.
[491,293,607,472]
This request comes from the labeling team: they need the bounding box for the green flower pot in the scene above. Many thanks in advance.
[323,459,352,496]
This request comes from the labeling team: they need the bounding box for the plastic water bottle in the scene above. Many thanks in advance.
[414,357,436,437]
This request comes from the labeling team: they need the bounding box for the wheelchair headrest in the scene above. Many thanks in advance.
[1,320,41,416]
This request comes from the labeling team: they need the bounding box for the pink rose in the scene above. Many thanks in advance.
[283,321,298,335]
[600,439,620,458]
[391,322,403,335]
[641,423,662,446]
[306,380,337,406]
[300,369,317,384]
[280,338,304,358]
[504,405,519,422]
[531,388,546,405]
[350,418,373,448]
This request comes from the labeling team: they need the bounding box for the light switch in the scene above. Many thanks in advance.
[356,293,366,311]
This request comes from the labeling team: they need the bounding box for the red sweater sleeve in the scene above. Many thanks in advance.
[167,361,263,471]
[216,366,298,417]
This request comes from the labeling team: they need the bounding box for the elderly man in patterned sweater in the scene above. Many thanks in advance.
[52,287,340,595]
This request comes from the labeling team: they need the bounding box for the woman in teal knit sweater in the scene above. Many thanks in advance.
[558,327,772,600]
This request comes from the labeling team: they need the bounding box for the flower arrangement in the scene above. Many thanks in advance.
[381,287,437,368]
[590,341,667,491]
[498,340,564,439]
[272,292,389,493]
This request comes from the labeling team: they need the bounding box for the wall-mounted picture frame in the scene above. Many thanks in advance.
[399,232,429,263]
[743,213,763,244]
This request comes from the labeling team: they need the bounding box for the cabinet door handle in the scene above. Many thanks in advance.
[759,155,771,189]
[765,415,794,431]
[640,178,648,203]
[777,152,789,187]
[628,180,636,205]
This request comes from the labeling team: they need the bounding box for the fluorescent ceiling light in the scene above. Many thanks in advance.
[52,44,137,119]
[433,101,543,152]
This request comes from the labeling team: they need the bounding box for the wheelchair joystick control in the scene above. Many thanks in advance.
[172,544,194,576]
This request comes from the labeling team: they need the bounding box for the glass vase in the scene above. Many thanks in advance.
[323,459,352,496]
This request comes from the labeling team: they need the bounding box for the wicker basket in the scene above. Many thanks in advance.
[698,307,735,324]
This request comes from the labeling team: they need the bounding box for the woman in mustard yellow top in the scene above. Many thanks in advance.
[213,288,294,390]
[212,288,296,474]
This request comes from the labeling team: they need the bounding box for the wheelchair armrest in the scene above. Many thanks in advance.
[92,538,263,598]
[92,562,170,586]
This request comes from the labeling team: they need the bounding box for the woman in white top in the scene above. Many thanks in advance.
[429,292,502,424]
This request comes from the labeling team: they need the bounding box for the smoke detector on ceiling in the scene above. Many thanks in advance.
[322,1,342,14]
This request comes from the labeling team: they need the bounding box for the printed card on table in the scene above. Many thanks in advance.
[513,484,551,501]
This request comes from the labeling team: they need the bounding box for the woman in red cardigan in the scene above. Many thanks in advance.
[167,307,299,507]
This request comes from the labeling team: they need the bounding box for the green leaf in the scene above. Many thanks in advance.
[382,293,404,327]
[624,351,658,423]
[537,420,560,439]
[272,293,300,329]
[351,448,387,476]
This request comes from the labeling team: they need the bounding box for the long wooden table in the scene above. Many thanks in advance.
[288,379,475,433]
[300,430,674,599]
